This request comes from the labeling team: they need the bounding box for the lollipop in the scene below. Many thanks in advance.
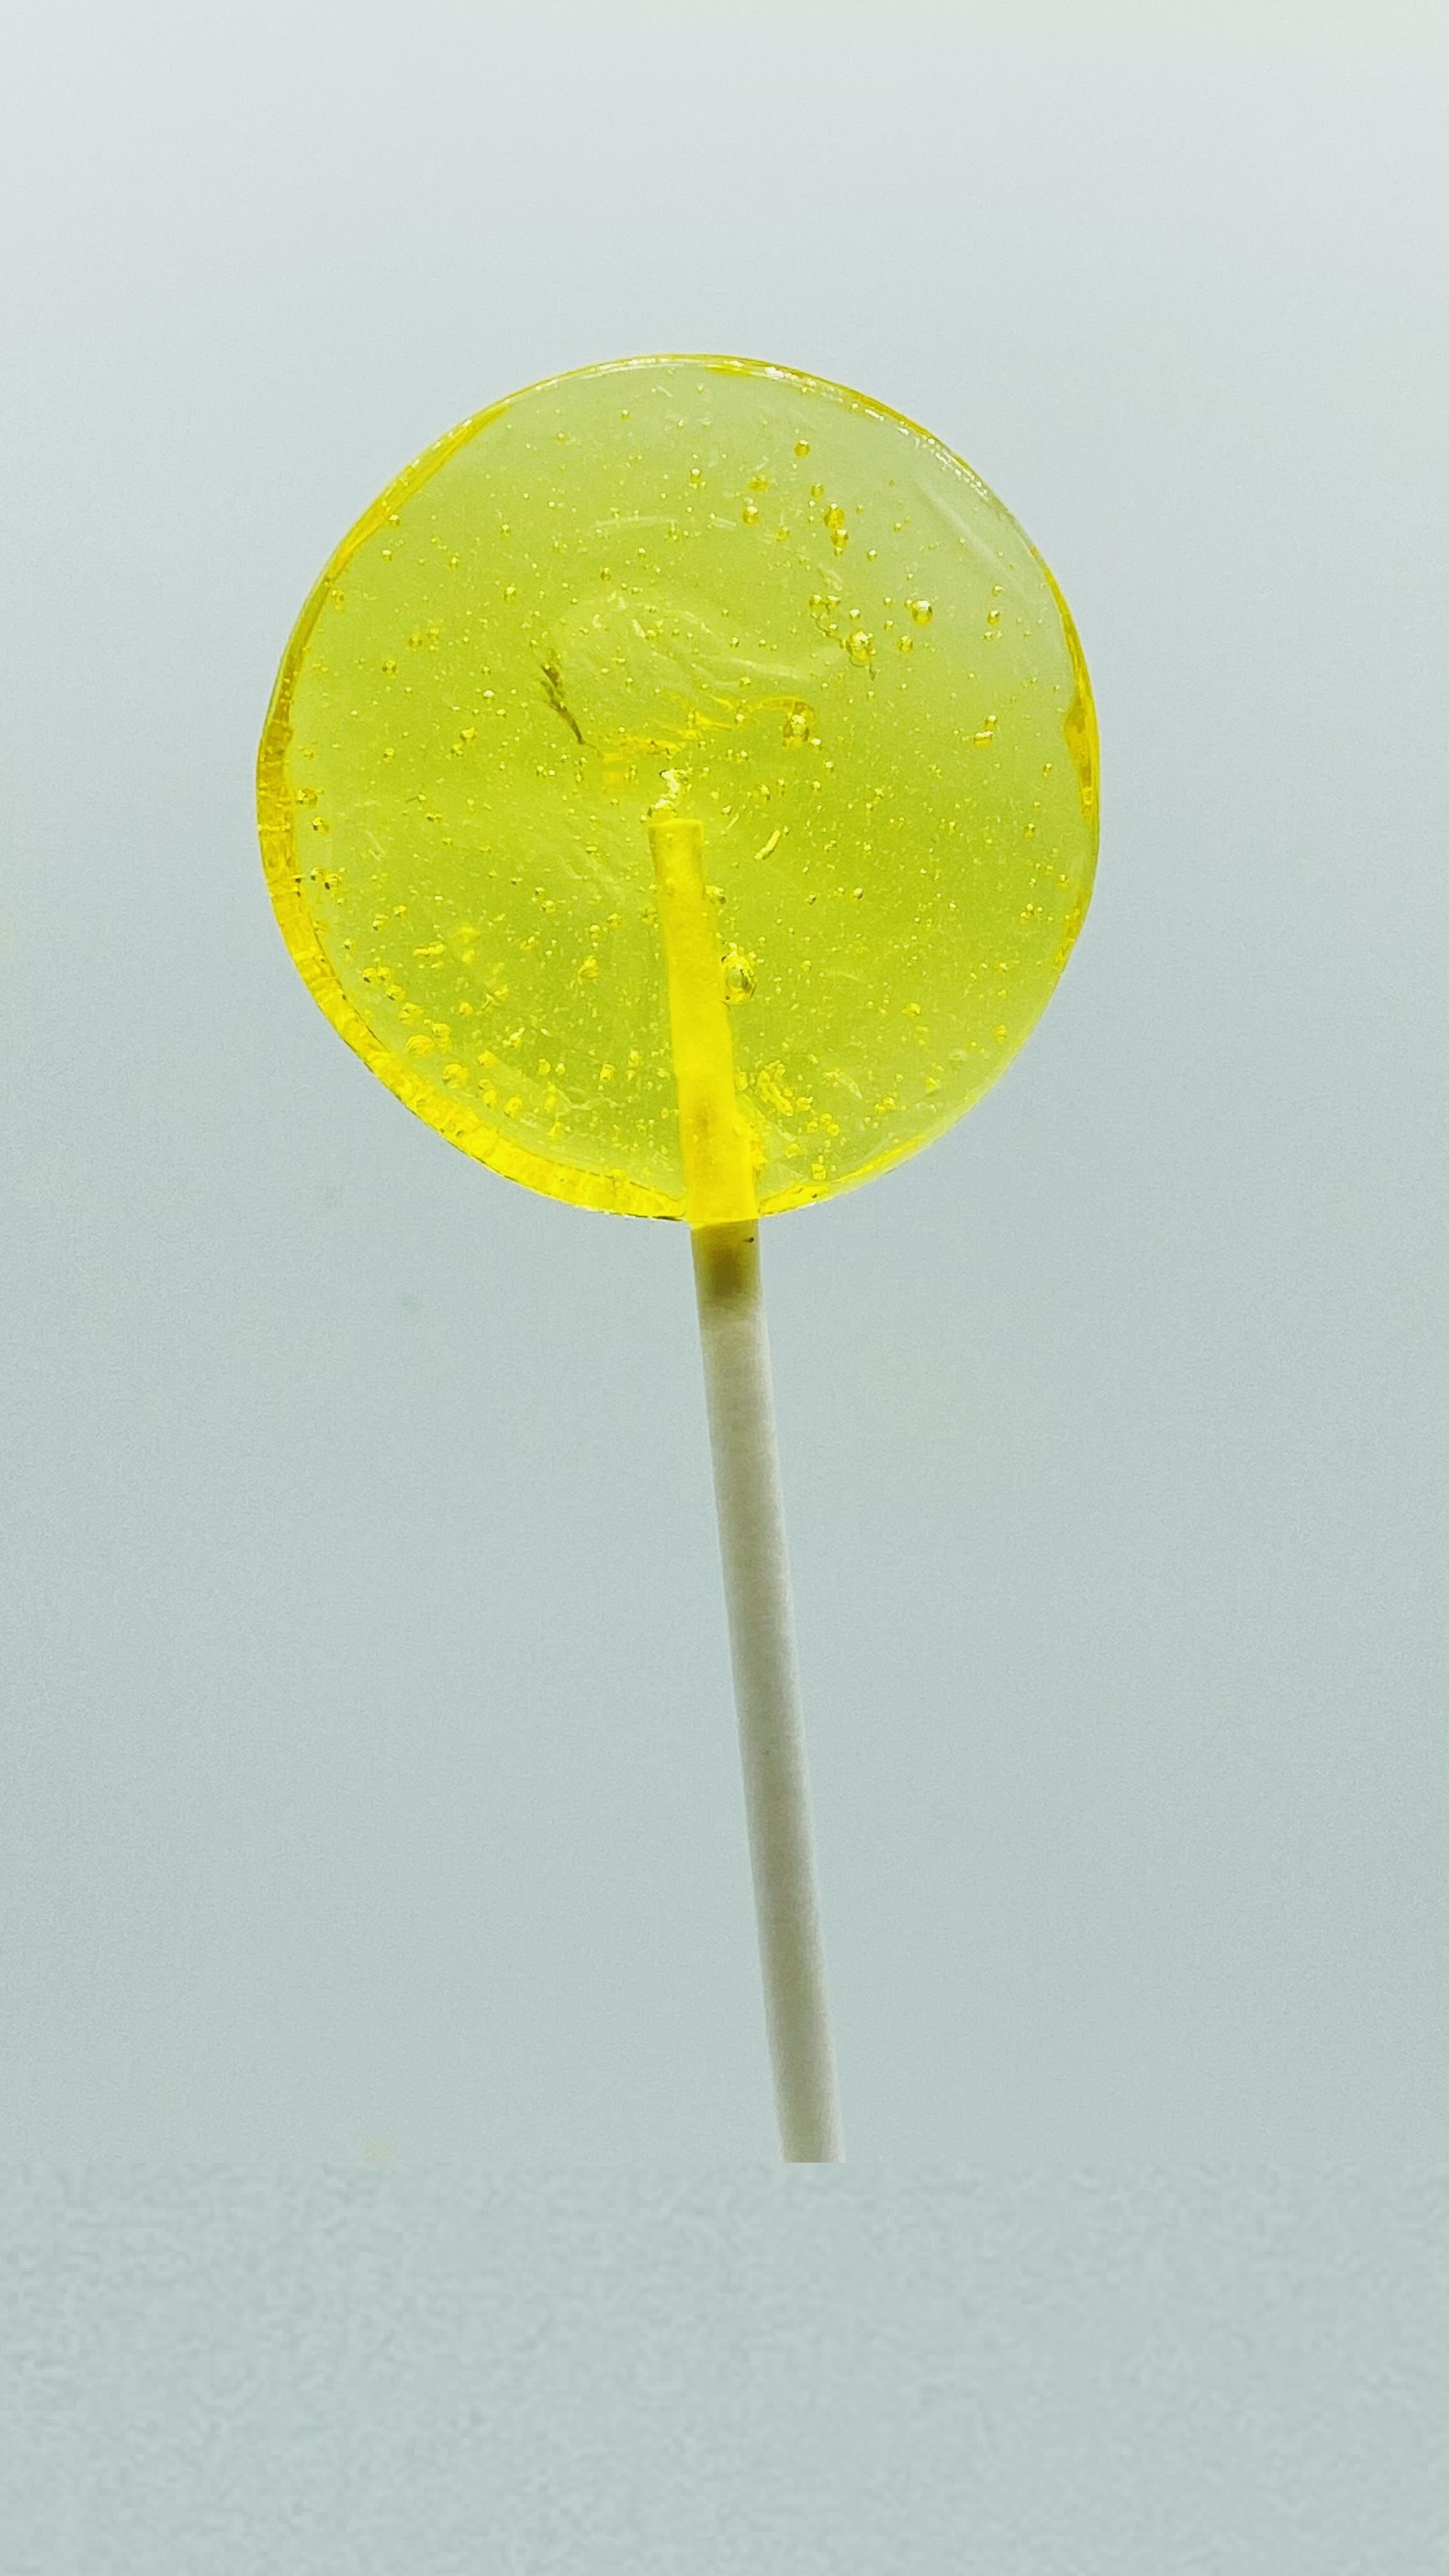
[257,354,1098,2159]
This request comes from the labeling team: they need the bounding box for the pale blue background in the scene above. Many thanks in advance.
[3,2170,1448,2573]
[3,4,1448,2565]
[1,0,1445,2161]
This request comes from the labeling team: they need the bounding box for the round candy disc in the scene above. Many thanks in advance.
[258,355,1098,1218]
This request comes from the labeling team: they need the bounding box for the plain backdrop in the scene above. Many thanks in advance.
[4,2168,1448,2575]
[3,8,1447,2570]
[1,1,1446,2170]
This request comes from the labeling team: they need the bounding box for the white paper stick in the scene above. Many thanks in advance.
[692,1218,842,2163]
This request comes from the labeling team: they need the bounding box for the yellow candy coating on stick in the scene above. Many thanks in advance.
[258,355,1098,1218]
[648,813,758,1227]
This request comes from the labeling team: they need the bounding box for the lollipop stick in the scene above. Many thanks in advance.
[650,815,842,2163]
[692,1219,842,2161]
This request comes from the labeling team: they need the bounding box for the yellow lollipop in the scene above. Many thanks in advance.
[259,355,1095,1223]
[258,355,1099,2159]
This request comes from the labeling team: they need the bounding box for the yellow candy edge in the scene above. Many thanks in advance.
[256,354,1098,1222]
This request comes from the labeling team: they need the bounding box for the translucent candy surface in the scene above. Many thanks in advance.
[257,355,1098,1218]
